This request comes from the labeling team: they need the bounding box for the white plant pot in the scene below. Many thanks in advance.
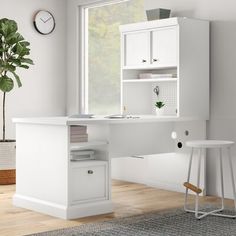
[155,108,165,116]
[0,141,16,170]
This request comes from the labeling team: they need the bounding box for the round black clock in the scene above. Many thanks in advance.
[33,10,55,35]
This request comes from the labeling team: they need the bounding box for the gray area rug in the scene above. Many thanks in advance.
[28,207,236,236]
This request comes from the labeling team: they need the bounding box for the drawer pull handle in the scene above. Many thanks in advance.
[142,59,147,63]
[153,58,158,62]
[88,170,94,174]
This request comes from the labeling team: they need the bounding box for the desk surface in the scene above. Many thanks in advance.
[13,115,206,126]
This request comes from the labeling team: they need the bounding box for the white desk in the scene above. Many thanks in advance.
[13,116,206,219]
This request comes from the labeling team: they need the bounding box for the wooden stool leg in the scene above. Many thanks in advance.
[195,148,202,219]
[219,148,225,210]
[184,147,194,211]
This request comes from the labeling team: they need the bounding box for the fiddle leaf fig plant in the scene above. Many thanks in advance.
[0,18,33,141]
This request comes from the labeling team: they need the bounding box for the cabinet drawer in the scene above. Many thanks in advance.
[70,161,108,204]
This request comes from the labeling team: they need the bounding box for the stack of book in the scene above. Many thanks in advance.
[70,125,88,143]
[70,150,95,161]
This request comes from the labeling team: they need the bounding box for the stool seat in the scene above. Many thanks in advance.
[186,140,234,149]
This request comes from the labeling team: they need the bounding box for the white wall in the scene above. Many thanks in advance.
[144,0,236,198]
[0,0,67,139]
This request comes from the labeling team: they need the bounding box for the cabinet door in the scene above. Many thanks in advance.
[71,162,108,204]
[124,31,149,67]
[152,27,177,67]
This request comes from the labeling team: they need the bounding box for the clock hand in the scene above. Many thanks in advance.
[44,17,52,23]
[40,18,46,23]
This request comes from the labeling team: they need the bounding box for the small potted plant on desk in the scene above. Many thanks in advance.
[155,101,165,116]
[0,18,33,184]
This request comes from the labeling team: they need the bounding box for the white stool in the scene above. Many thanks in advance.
[184,140,236,219]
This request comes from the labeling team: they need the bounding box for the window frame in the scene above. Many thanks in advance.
[79,0,129,114]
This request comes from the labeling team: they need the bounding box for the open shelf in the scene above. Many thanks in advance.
[123,81,178,116]
[70,141,109,151]
[123,78,178,83]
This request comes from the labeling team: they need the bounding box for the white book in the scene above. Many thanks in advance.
[151,74,177,78]
[70,150,95,161]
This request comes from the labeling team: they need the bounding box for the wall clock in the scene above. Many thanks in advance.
[33,10,55,35]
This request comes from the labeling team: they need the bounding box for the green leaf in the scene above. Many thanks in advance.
[155,101,165,109]
[20,41,30,47]
[0,75,14,92]
[21,58,34,65]
[8,58,21,66]
[19,64,29,69]
[12,72,22,87]
[14,43,30,57]
[4,64,16,72]
[16,43,24,55]
[6,32,24,45]
[0,48,7,53]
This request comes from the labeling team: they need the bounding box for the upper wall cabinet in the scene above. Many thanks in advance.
[125,31,150,67]
[152,27,177,67]
[120,18,209,119]
[122,24,178,69]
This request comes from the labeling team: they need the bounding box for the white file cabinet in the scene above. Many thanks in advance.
[70,161,108,204]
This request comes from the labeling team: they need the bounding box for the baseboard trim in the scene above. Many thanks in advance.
[147,181,185,193]
[13,194,113,219]
[67,201,113,219]
[13,194,68,219]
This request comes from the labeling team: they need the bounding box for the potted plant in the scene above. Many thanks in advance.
[0,18,33,184]
[155,101,165,116]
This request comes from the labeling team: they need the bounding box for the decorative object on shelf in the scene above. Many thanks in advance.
[153,85,160,97]
[0,18,33,185]
[33,10,55,35]
[146,8,171,21]
[155,101,165,116]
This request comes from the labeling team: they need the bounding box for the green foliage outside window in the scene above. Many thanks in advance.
[88,0,145,114]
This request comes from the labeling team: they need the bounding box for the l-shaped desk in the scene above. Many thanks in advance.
[13,116,206,219]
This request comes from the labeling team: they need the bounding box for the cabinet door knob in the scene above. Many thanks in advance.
[142,59,147,63]
[88,170,94,174]
[153,59,158,62]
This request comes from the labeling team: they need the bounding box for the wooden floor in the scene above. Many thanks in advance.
[0,180,234,236]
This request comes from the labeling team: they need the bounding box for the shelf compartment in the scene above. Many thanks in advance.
[70,141,109,151]
[123,81,178,116]
[122,68,178,82]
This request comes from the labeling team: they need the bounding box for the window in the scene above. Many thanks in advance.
[83,0,145,115]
